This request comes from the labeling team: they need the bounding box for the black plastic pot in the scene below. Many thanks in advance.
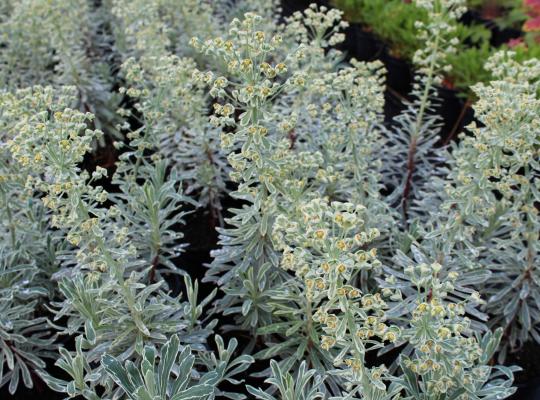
[340,23,385,62]
[280,0,329,18]
[380,51,414,98]
[461,10,523,48]
[491,26,522,47]
[383,88,408,124]
[460,10,488,26]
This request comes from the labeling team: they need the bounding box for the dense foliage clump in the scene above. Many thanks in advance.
[0,1,537,399]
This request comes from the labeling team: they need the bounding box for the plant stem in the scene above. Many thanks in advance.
[443,99,472,146]
[401,33,440,224]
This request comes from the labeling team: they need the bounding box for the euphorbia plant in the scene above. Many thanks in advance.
[424,51,540,360]
[0,1,537,399]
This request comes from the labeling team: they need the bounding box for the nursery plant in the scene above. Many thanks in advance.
[0,0,538,399]
[332,0,540,96]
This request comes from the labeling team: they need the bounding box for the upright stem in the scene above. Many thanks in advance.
[443,99,472,146]
[401,34,440,224]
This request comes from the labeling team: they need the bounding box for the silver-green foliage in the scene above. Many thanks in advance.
[0,0,120,137]
[427,52,540,360]
[0,86,75,394]
[0,1,537,399]
[247,360,325,400]
[102,334,253,400]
